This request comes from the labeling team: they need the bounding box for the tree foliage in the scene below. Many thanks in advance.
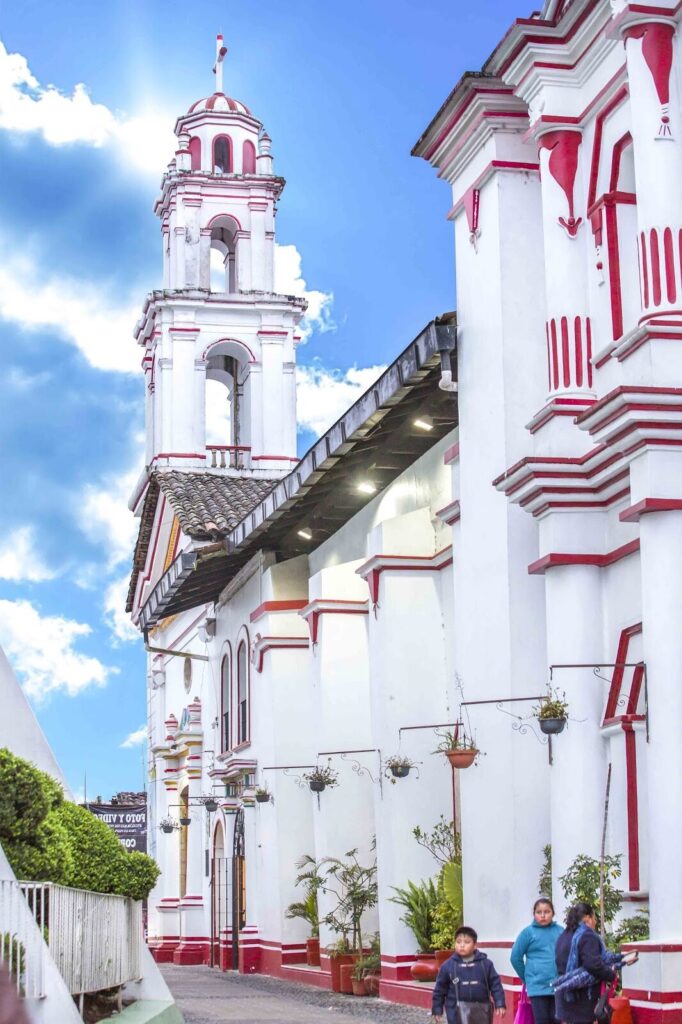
[0,748,159,900]
[559,853,623,931]
[539,844,552,900]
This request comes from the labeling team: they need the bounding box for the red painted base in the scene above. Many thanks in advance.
[147,938,179,964]
[279,964,332,989]
[173,943,208,966]
[239,942,261,974]
[380,978,435,1009]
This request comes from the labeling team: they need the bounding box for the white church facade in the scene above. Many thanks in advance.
[129,8,682,1020]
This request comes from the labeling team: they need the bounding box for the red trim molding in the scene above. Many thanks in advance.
[251,634,310,673]
[528,539,639,574]
[436,500,461,525]
[356,547,453,607]
[444,441,460,465]
[249,600,307,624]
[620,498,682,522]
[298,599,369,644]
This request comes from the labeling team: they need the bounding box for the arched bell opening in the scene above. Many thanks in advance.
[208,214,240,294]
[204,339,252,460]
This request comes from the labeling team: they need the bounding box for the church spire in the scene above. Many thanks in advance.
[213,34,228,94]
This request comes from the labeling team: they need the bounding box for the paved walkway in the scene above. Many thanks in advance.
[160,965,430,1024]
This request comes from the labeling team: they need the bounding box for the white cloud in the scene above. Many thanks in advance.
[0,251,140,374]
[0,40,175,175]
[0,527,56,582]
[296,363,386,437]
[275,244,334,341]
[80,467,140,571]
[121,725,146,749]
[104,574,140,645]
[0,598,113,701]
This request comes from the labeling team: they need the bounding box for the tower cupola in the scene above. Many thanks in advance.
[135,36,306,477]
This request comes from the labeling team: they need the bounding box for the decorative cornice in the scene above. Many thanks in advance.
[251,633,310,672]
[494,446,629,516]
[576,385,682,454]
[435,500,461,526]
[527,396,595,434]
[528,538,639,574]
[298,599,369,644]
[249,600,307,624]
[620,497,682,521]
[356,548,453,607]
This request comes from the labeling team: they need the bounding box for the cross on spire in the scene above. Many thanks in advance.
[213,34,228,94]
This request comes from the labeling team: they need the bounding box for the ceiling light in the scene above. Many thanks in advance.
[414,416,434,431]
[297,528,313,540]
[357,481,377,496]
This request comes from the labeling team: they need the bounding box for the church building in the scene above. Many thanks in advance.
[129,8,682,1019]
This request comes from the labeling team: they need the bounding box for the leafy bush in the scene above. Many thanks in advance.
[559,853,623,932]
[390,877,438,953]
[0,748,159,901]
[431,861,463,951]
[611,911,649,950]
[0,748,63,844]
[412,817,461,866]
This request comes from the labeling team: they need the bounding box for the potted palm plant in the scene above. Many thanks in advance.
[390,877,438,981]
[286,854,322,966]
[433,728,478,769]
[322,849,378,992]
[303,765,338,793]
[534,690,569,734]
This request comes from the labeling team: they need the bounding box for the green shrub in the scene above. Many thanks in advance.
[53,803,159,899]
[430,861,463,951]
[0,748,159,901]
[120,850,160,901]
[390,877,438,953]
[0,748,63,844]
[559,853,623,933]
[5,814,73,885]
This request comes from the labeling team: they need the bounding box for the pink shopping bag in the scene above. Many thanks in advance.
[514,987,535,1024]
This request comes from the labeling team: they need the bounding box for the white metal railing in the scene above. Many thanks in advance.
[0,878,45,999]
[20,883,142,997]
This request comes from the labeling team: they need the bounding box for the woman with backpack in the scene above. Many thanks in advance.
[554,902,637,1024]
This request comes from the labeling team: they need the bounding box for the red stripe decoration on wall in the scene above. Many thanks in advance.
[650,228,662,306]
[640,232,649,308]
[664,227,676,303]
[545,316,593,393]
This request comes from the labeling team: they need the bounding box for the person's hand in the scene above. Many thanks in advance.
[495,1009,506,1017]
[622,951,639,965]
[432,1016,444,1023]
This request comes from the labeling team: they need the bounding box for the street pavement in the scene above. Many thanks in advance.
[160,964,431,1024]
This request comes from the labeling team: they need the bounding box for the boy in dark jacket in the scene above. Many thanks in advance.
[432,926,507,1024]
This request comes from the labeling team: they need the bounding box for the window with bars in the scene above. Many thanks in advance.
[237,641,248,743]
[221,653,231,752]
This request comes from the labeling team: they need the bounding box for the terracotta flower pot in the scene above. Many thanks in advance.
[611,996,633,1024]
[445,749,478,769]
[339,961,356,994]
[306,937,320,967]
[330,953,355,992]
[351,977,368,996]
[364,973,380,996]
[435,948,456,966]
[411,957,438,982]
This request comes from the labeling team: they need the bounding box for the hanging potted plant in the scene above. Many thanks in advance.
[159,817,179,834]
[535,690,569,735]
[433,728,478,769]
[200,795,219,813]
[255,787,271,803]
[303,765,338,793]
[179,815,192,826]
[384,755,417,781]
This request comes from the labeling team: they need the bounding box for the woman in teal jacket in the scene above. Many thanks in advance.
[511,899,563,1024]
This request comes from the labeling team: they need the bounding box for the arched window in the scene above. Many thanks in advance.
[221,651,231,751]
[237,641,249,744]
[213,135,232,173]
[188,136,201,171]
[243,140,256,174]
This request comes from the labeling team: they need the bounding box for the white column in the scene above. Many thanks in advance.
[236,231,252,292]
[249,204,267,291]
[639,509,682,936]
[544,560,607,917]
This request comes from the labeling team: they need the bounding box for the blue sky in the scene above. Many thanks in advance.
[0,0,524,800]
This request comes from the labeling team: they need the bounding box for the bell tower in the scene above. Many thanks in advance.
[136,36,306,476]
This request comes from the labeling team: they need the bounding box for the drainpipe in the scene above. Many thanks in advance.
[433,315,458,393]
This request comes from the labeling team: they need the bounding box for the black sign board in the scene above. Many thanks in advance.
[87,803,147,854]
